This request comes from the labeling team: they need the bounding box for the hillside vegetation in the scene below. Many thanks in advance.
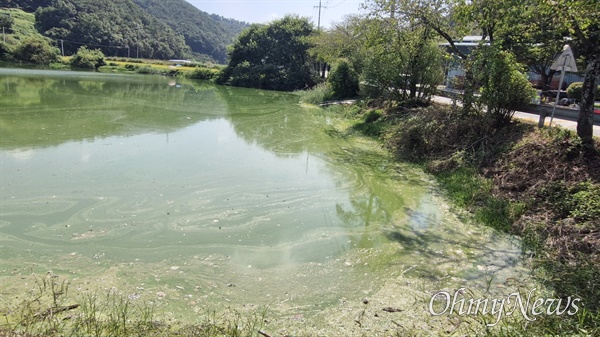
[131,0,247,63]
[1,0,248,62]
[0,7,39,47]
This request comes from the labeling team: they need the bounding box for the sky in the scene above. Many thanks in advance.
[186,0,367,29]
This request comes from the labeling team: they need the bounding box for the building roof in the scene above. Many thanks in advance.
[439,36,489,56]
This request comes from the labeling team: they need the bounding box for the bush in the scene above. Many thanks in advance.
[385,106,494,162]
[70,46,106,70]
[565,82,599,103]
[328,59,359,99]
[476,47,536,127]
[124,63,138,71]
[567,82,583,102]
[189,67,215,80]
[13,37,60,64]
[0,41,13,61]
[135,66,161,74]
[299,82,333,104]
[364,109,382,123]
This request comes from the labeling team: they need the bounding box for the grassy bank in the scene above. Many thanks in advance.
[1,56,222,79]
[314,100,599,336]
[97,57,222,79]
[0,275,267,337]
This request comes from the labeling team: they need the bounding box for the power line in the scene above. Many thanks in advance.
[314,0,327,30]
[328,0,348,9]
[310,6,318,23]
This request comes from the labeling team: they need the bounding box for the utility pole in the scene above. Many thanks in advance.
[314,0,327,77]
[314,0,326,30]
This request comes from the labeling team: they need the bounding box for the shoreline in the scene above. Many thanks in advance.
[314,100,600,336]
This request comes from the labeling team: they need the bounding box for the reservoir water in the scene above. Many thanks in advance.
[0,68,536,335]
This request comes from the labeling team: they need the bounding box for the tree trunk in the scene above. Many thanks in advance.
[540,69,557,90]
[540,71,549,90]
[577,52,599,146]
[461,62,477,115]
[409,80,417,98]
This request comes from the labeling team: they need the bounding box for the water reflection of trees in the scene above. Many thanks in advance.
[0,74,225,149]
[214,85,330,156]
[215,85,435,250]
[1,72,432,256]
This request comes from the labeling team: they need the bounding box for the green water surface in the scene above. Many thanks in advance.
[0,69,536,334]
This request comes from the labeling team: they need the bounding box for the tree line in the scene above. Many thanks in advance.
[218,0,598,145]
[0,0,248,62]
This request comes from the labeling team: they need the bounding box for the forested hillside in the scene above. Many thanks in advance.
[131,0,248,63]
[1,0,248,62]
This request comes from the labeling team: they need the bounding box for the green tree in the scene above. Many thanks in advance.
[309,15,368,75]
[0,12,14,32]
[475,47,536,127]
[0,0,48,12]
[130,0,248,63]
[541,0,599,145]
[70,46,106,69]
[501,3,567,90]
[35,0,189,59]
[364,0,475,107]
[217,15,317,91]
[328,59,359,99]
[377,0,531,113]
[13,36,60,64]
[360,2,444,101]
[0,41,13,60]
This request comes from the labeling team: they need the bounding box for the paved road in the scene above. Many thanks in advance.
[431,95,600,135]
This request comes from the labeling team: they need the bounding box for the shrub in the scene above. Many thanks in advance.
[476,47,536,127]
[328,59,359,99]
[565,82,599,103]
[13,37,60,64]
[567,181,600,222]
[124,64,138,71]
[135,66,161,74]
[70,46,106,70]
[299,82,334,104]
[189,67,215,80]
[364,109,382,123]
[385,106,494,162]
[0,41,13,61]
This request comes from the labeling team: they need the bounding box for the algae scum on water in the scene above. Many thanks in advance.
[0,69,542,335]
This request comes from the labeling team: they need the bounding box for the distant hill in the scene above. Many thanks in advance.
[131,0,248,63]
[1,0,249,62]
